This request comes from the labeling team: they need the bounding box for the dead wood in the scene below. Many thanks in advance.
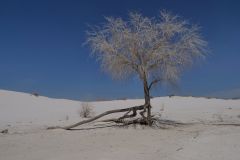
[47,105,146,130]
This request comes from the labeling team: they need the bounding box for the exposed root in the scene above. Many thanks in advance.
[95,113,186,129]
[151,117,186,129]
[139,108,147,120]
[47,103,188,130]
[47,105,146,130]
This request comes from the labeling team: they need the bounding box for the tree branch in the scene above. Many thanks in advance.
[148,78,161,90]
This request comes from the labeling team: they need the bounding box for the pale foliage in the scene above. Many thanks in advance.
[86,11,207,88]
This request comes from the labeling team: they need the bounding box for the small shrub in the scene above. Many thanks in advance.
[1,129,8,134]
[65,115,69,121]
[32,92,39,97]
[160,103,165,112]
[79,103,95,118]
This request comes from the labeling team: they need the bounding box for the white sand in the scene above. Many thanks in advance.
[1,89,240,160]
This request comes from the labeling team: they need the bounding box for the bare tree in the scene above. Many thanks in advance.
[86,11,207,123]
[48,11,207,130]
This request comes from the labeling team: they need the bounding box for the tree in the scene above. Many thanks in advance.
[48,11,207,130]
[86,11,207,124]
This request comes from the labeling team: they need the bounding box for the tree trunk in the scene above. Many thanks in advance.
[142,72,152,126]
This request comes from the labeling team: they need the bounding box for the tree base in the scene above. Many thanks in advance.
[47,104,151,130]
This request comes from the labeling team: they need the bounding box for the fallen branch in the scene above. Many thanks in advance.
[47,105,146,130]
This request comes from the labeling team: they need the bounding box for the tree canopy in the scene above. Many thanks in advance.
[86,11,207,88]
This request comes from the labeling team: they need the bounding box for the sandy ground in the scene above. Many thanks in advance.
[1,125,240,160]
[1,90,240,160]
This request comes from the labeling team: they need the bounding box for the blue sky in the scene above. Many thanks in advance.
[0,0,240,100]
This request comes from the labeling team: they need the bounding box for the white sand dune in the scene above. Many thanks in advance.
[1,89,240,160]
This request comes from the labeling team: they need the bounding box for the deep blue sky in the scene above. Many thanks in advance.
[0,0,240,100]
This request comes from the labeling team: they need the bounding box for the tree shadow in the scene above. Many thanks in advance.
[67,119,187,131]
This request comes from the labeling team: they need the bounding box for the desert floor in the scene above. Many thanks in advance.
[1,90,240,160]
